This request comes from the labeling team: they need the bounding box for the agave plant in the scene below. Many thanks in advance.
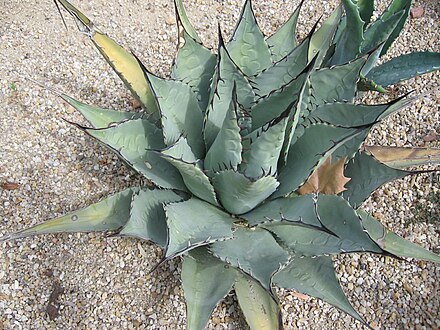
[2,0,440,328]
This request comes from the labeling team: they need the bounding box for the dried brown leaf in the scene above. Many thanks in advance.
[298,156,350,195]
[1,182,20,190]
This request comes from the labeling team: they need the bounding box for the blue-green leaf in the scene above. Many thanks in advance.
[366,52,440,87]
[143,71,204,158]
[119,188,184,247]
[212,170,279,215]
[252,32,311,97]
[359,210,440,263]
[227,0,272,75]
[210,227,290,293]
[273,256,366,324]
[1,188,137,241]
[182,247,237,330]
[164,198,235,258]
[61,94,141,129]
[266,0,303,62]
[331,0,364,65]
[204,42,256,148]
[171,28,217,112]
[204,91,242,172]
[160,154,219,206]
[342,152,409,208]
[275,124,367,198]
[241,110,290,179]
[85,119,185,190]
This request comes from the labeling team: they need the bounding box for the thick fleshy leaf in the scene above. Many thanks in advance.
[119,188,184,247]
[204,41,256,148]
[365,146,440,169]
[142,70,204,158]
[174,0,201,43]
[204,92,242,172]
[164,198,235,259]
[241,110,290,179]
[266,0,303,62]
[162,136,197,164]
[298,156,350,195]
[273,256,365,324]
[242,195,319,227]
[262,195,383,256]
[251,67,309,130]
[212,170,279,215]
[210,227,290,293]
[160,155,219,206]
[378,0,412,56]
[310,55,367,105]
[331,0,364,65]
[182,247,237,330]
[308,6,342,66]
[359,210,440,263]
[342,152,410,208]
[361,9,405,54]
[61,94,141,129]
[171,28,216,111]
[252,32,311,97]
[307,95,410,127]
[85,119,185,190]
[366,52,440,87]
[235,273,282,330]
[275,124,367,198]
[56,0,159,118]
[357,0,374,26]
[227,0,272,75]
[1,188,137,242]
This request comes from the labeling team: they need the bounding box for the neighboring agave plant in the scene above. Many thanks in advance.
[2,0,440,328]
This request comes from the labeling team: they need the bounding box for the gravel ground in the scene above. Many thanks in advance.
[0,0,439,329]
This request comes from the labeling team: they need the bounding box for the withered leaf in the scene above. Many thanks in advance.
[298,156,351,195]
[1,182,20,190]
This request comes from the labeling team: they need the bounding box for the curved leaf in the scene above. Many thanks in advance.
[235,273,282,330]
[61,94,141,129]
[308,6,342,66]
[275,124,367,198]
[85,119,185,190]
[212,170,279,215]
[171,28,216,111]
[227,0,272,75]
[182,247,237,330]
[204,41,256,148]
[160,154,219,206]
[119,188,184,247]
[342,152,410,208]
[252,32,311,97]
[1,188,137,242]
[378,0,412,56]
[331,0,364,65]
[174,0,201,43]
[359,210,440,263]
[263,195,383,256]
[361,9,405,54]
[204,91,242,172]
[210,227,290,293]
[56,0,159,119]
[366,52,440,87]
[266,0,303,62]
[142,70,204,158]
[241,110,290,179]
[251,67,309,130]
[273,256,366,325]
[164,198,235,259]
